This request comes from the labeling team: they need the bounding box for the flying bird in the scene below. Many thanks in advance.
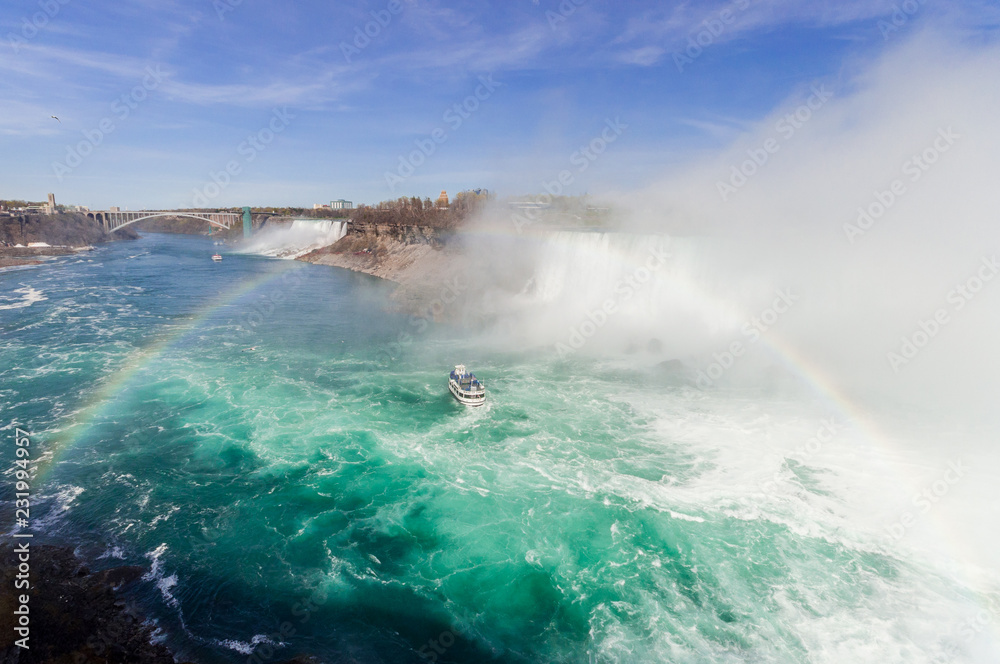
[51,115,60,123]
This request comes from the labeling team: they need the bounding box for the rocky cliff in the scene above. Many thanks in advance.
[0,213,136,267]
[298,222,462,315]
[0,544,322,664]
[0,212,137,248]
[0,544,192,664]
[299,222,443,279]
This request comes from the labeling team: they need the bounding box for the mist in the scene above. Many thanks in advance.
[450,28,1000,423]
[238,219,348,259]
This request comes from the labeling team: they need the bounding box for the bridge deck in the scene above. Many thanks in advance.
[88,211,242,232]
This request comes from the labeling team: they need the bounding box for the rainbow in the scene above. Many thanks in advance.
[34,261,304,482]
[32,231,997,648]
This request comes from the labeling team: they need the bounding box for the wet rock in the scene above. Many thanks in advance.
[0,544,193,664]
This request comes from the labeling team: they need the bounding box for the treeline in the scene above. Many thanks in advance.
[352,190,493,228]
[250,207,351,219]
[0,199,43,209]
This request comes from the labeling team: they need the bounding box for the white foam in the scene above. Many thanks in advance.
[668,510,705,523]
[98,546,126,560]
[143,543,179,608]
[238,219,347,259]
[31,485,84,530]
[214,635,284,655]
[0,285,47,310]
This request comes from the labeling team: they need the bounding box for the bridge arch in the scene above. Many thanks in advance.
[109,212,235,231]
[94,210,242,234]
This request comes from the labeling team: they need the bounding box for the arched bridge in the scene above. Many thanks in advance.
[87,209,250,235]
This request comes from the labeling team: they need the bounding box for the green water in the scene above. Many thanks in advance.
[0,233,993,663]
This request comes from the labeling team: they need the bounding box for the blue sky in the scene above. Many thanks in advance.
[1,0,997,209]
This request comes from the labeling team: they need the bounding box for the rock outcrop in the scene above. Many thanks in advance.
[0,213,136,248]
[0,544,193,664]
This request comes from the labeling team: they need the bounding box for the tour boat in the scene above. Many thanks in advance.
[211,253,223,262]
[449,365,485,406]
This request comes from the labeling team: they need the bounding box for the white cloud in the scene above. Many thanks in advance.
[611,0,1000,66]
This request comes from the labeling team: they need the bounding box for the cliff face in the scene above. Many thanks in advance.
[0,212,137,247]
[298,221,468,317]
[298,222,444,283]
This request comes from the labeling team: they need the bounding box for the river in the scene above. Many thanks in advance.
[1,232,996,663]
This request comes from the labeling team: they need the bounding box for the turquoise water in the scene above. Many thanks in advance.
[1,233,994,663]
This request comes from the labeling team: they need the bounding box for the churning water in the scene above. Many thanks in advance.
[1,232,997,663]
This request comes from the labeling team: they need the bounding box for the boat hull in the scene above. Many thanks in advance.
[449,380,485,406]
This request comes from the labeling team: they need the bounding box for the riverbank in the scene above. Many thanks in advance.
[298,222,463,316]
[0,543,325,664]
[1,212,137,246]
[0,246,96,269]
[0,257,44,268]
[0,543,193,664]
[0,213,136,271]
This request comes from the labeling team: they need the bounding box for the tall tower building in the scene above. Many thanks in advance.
[47,193,56,214]
[436,190,449,208]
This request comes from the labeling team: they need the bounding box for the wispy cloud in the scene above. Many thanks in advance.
[610,0,922,66]
[0,99,65,137]
[0,43,357,110]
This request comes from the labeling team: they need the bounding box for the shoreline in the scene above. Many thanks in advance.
[0,542,324,664]
[0,543,194,664]
[0,245,95,269]
[297,229,467,318]
[0,257,45,268]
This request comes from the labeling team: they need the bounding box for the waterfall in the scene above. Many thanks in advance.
[498,230,755,357]
[239,219,347,259]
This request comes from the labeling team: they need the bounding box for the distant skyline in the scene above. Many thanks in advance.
[1,0,997,209]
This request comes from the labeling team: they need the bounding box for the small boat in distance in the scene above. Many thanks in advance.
[449,365,485,406]
[211,253,223,262]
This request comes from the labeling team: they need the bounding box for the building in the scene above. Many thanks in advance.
[109,206,121,212]
[508,200,551,211]
[330,199,353,210]
[436,191,449,208]
[47,193,56,214]
[313,204,330,210]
